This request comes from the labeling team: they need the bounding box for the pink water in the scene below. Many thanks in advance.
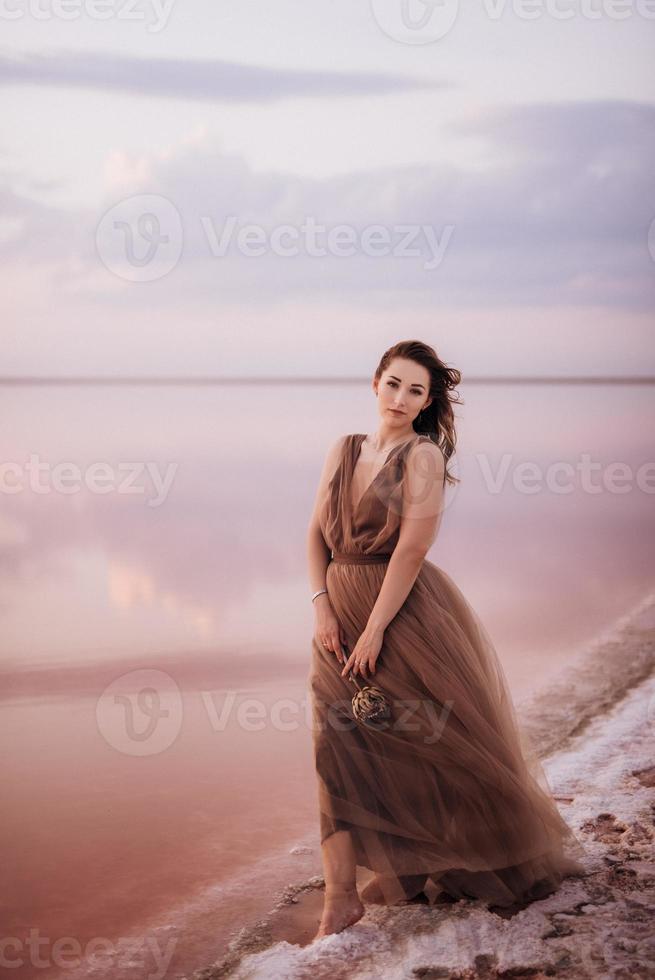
[1,380,653,978]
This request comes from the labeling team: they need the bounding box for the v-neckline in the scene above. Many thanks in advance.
[349,432,418,516]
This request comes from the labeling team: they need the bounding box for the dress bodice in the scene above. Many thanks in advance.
[320,432,433,556]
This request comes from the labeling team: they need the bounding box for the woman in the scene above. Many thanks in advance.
[306,340,586,941]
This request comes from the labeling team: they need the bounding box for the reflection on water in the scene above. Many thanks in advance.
[1,380,653,977]
[1,678,318,979]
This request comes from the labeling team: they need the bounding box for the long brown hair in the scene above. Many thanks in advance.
[373,340,463,487]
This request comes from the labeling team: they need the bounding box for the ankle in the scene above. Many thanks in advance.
[325,884,358,899]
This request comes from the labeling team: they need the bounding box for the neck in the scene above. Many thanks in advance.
[370,426,415,452]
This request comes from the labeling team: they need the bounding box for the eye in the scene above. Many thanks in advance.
[387,380,423,394]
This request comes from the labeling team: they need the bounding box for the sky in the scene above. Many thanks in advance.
[1,0,654,376]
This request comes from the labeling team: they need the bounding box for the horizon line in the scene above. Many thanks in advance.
[0,375,653,386]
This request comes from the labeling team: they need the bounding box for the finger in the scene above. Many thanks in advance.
[340,652,355,678]
[331,636,345,663]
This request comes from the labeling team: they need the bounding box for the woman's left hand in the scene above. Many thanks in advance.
[340,626,384,680]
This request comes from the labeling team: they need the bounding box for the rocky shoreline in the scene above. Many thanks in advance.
[188,603,655,980]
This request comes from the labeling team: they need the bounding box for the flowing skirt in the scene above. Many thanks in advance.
[308,558,586,907]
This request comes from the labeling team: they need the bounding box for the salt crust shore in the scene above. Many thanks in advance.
[191,596,655,980]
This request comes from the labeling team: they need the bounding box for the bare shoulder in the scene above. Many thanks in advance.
[335,432,352,450]
[405,436,445,478]
[319,433,350,479]
[308,435,351,529]
[407,435,442,457]
[325,433,350,461]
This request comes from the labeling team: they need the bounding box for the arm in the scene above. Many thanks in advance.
[306,435,348,662]
[306,434,346,596]
[367,440,446,635]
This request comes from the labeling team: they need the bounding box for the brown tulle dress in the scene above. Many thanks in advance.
[309,433,587,908]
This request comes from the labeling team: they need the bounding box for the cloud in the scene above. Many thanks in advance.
[1,100,654,312]
[0,47,445,102]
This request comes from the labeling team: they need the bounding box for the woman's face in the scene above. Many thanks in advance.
[375,358,431,424]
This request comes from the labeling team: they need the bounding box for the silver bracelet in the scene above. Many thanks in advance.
[311,588,328,603]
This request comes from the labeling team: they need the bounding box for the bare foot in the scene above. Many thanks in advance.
[313,888,365,940]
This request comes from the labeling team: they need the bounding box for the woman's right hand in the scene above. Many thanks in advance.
[313,596,347,665]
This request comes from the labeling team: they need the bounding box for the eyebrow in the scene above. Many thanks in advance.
[389,374,426,390]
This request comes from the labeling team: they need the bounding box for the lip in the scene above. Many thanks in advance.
[388,409,405,415]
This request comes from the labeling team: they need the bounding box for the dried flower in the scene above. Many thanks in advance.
[351,684,392,729]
